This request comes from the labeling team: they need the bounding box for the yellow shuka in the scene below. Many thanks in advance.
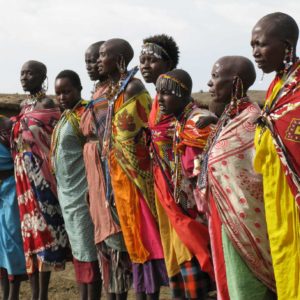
[109,90,162,264]
[254,76,300,300]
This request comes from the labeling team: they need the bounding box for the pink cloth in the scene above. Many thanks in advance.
[80,87,121,244]
[139,194,164,259]
[203,103,275,291]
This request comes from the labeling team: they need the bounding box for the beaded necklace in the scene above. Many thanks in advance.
[50,99,84,174]
[101,67,139,159]
[23,90,46,112]
[257,60,300,144]
[105,79,122,100]
[92,79,110,96]
[101,75,126,159]
[172,102,194,203]
[197,96,250,190]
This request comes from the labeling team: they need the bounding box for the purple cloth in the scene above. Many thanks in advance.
[132,259,169,294]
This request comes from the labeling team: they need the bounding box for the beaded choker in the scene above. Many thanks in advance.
[27,90,46,100]
[24,90,46,108]
[156,74,189,97]
[140,42,171,60]
[93,79,110,94]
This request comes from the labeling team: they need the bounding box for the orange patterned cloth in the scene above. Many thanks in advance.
[109,90,164,264]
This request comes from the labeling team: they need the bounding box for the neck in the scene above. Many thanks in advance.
[29,88,43,96]
[174,100,191,120]
[213,101,229,118]
[109,70,122,83]
[71,97,82,109]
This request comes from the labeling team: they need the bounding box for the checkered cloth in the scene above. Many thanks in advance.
[169,257,211,299]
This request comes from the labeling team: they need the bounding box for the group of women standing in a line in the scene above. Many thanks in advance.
[0,11,299,300]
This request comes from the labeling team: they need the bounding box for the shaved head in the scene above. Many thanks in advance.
[255,12,299,47]
[208,56,256,116]
[85,41,106,81]
[103,38,134,66]
[22,60,47,78]
[216,56,256,91]
[86,41,105,55]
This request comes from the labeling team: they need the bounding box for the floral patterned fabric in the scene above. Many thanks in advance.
[11,104,69,271]
[109,90,164,264]
[206,102,275,292]
[111,91,156,217]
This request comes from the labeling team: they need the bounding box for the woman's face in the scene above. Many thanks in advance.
[55,77,80,110]
[139,54,171,84]
[207,60,232,116]
[251,23,286,74]
[97,43,118,77]
[20,62,44,93]
[85,47,100,81]
[157,88,186,117]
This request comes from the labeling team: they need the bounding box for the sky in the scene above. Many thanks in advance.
[0,0,299,99]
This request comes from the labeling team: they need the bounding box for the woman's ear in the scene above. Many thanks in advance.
[117,55,126,73]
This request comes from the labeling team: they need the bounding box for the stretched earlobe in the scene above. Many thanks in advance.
[42,76,49,92]
[116,55,126,75]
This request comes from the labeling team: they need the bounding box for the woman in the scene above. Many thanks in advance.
[140,34,179,123]
[140,35,187,295]
[153,69,215,299]
[11,60,69,300]
[251,12,300,299]
[85,41,107,91]
[98,38,168,300]
[0,115,26,300]
[81,41,132,300]
[197,55,276,300]
[51,70,101,300]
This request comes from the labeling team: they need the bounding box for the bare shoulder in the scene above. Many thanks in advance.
[20,97,57,110]
[124,79,146,102]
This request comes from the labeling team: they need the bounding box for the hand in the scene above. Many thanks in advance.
[196,115,218,129]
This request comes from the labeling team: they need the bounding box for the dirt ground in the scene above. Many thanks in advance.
[17,263,171,300]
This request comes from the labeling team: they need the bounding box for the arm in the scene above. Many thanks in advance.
[21,97,57,110]
[124,79,146,102]
[196,115,218,129]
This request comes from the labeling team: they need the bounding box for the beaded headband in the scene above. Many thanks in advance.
[140,42,171,60]
[156,74,189,97]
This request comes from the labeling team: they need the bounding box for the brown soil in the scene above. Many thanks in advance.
[18,264,171,300]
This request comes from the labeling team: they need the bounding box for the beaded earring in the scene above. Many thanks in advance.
[230,76,244,115]
[283,46,294,73]
[42,76,49,92]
